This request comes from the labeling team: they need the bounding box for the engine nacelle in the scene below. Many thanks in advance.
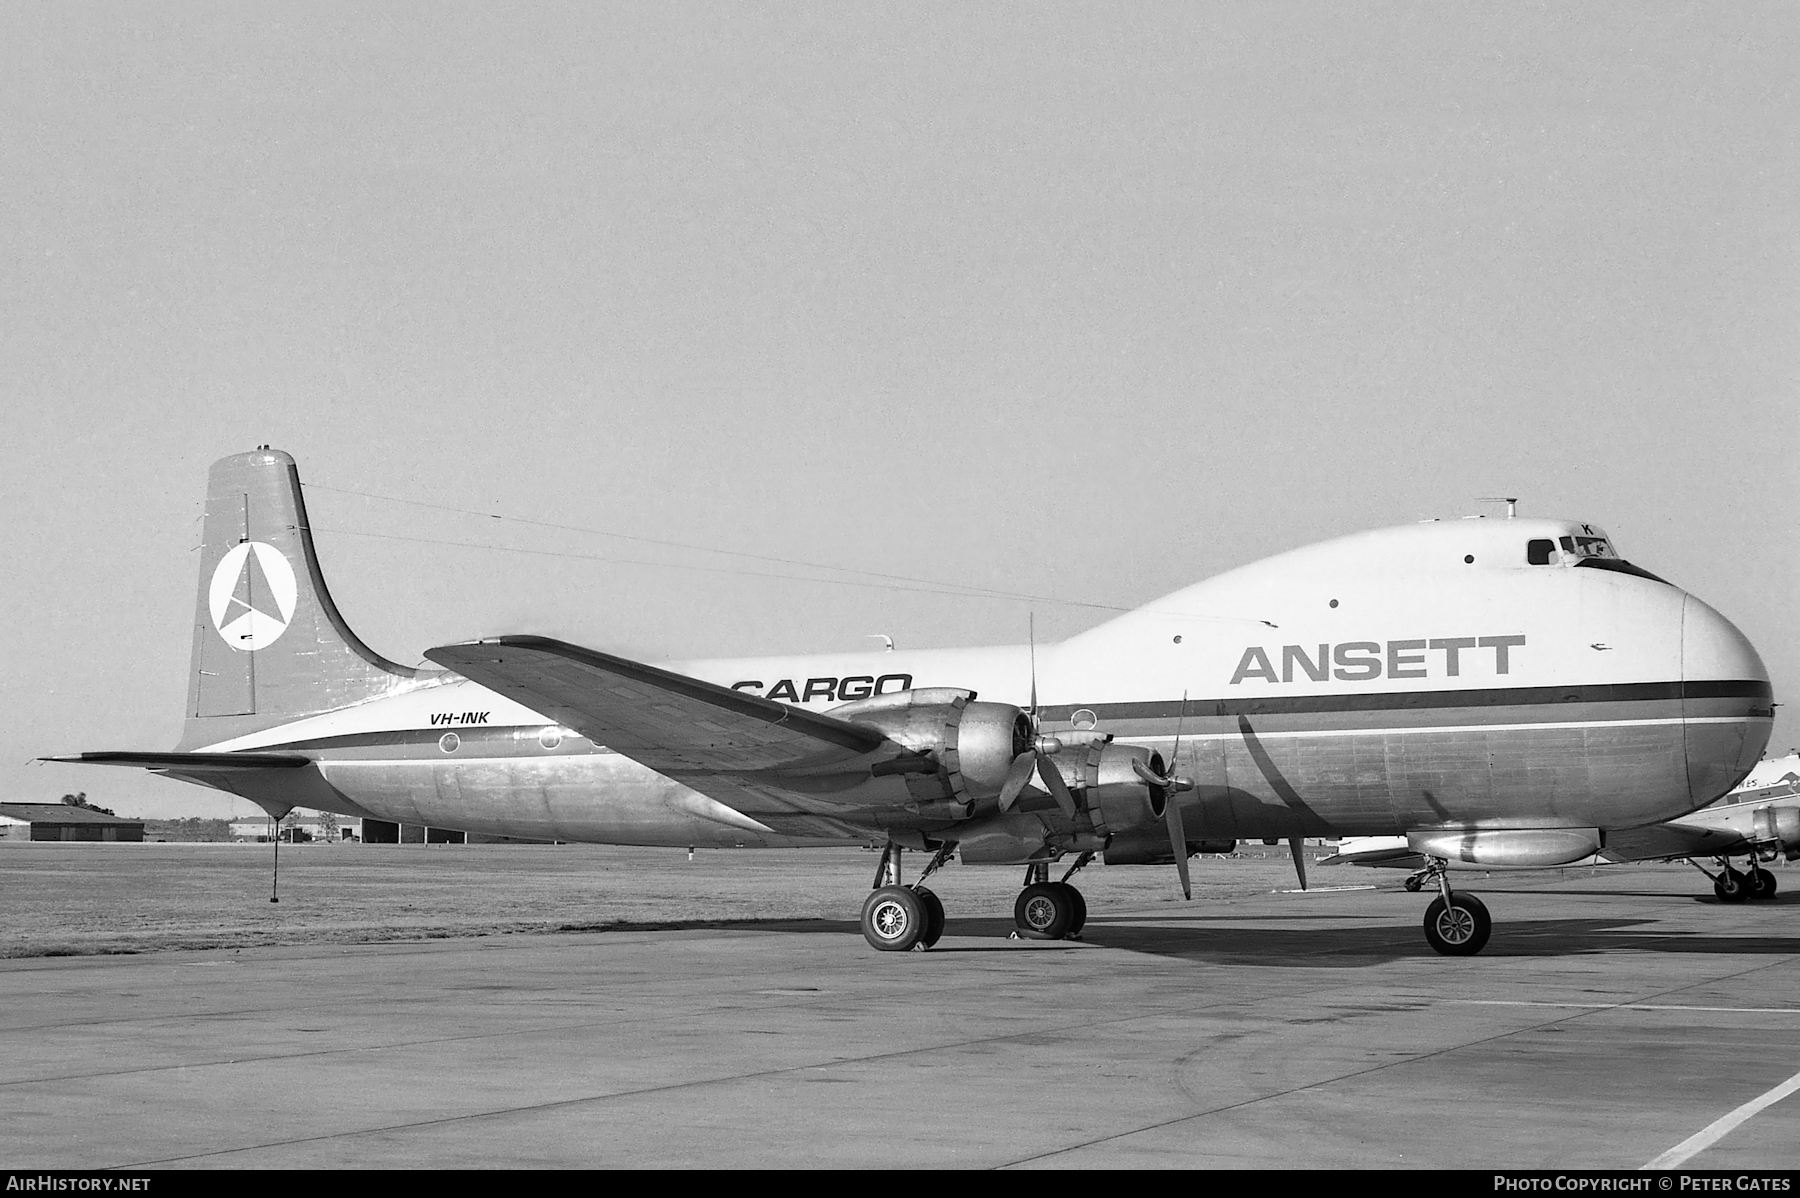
[832,688,1030,811]
[1103,828,1235,866]
[1752,804,1800,852]
[1088,744,1170,831]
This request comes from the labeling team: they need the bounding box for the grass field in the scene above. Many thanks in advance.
[0,841,1388,958]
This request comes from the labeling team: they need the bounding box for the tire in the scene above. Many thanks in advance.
[1747,867,1778,901]
[1715,868,1749,903]
[1060,883,1087,935]
[1014,881,1074,940]
[862,885,925,951]
[1403,875,1424,893]
[1422,893,1491,957]
[912,885,946,947]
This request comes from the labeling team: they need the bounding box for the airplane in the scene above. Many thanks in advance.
[50,448,1774,957]
[1607,752,1799,900]
[1326,753,1799,899]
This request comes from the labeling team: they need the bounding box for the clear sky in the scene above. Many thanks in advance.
[4,3,1795,818]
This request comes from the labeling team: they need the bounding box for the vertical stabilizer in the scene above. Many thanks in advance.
[178,448,417,748]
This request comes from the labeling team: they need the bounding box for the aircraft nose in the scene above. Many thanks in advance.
[1682,592,1773,803]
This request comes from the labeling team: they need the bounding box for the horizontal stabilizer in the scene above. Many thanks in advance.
[1316,835,1417,868]
[42,751,312,771]
[1315,849,1425,868]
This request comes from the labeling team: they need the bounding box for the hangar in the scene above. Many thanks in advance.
[0,803,145,842]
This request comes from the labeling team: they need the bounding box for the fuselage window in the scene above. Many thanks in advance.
[1527,539,1555,565]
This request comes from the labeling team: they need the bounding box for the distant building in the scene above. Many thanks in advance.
[0,804,145,842]
[229,813,363,842]
[227,812,549,845]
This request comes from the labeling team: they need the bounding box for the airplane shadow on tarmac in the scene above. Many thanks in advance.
[1059,916,1800,964]
[573,909,1800,967]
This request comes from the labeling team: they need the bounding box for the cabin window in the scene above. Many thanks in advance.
[1527,539,1555,565]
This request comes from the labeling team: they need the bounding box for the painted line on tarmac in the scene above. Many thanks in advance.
[1640,1066,1800,1169]
[1462,1000,1800,1015]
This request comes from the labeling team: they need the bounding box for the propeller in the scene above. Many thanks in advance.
[1287,836,1308,890]
[997,616,1078,819]
[1131,692,1197,899]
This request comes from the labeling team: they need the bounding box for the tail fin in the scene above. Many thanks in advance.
[177,447,418,749]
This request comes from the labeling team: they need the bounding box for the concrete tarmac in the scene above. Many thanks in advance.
[4,866,1798,1170]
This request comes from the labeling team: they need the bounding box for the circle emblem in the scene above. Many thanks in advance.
[208,541,298,651]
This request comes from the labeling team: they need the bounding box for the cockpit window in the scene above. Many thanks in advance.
[1559,534,1619,560]
[1527,539,1555,565]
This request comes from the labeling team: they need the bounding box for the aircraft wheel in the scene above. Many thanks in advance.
[862,885,926,951]
[1060,883,1087,935]
[1715,868,1750,904]
[1403,875,1424,893]
[1423,894,1491,956]
[1014,881,1075,940]
[911,885,946,947]
[1747,868,1778,901]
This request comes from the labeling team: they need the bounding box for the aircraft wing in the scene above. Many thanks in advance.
[1599,820,1754,862]
[425,636,893,803]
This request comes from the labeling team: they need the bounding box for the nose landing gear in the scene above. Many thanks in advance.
[1417,858,1492,956]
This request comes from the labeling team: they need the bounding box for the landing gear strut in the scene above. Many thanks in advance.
[1011,861,1087,941]
[860,841,950,952]
[1417,857,1491,956]
[1696,856,1779,903]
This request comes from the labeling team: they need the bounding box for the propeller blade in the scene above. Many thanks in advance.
[996,751,1037,812]
[1170,691,1188,761]
[1028,612,1038,718]
[1036,753,1078,819]
[1288,836,1308,890]
[1131,757,1165,787]
[1166,787,1191,900]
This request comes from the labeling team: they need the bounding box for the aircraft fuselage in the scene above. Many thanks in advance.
[184,516,1771,856]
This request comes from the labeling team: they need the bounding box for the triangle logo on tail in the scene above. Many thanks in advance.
[208,542,298,651]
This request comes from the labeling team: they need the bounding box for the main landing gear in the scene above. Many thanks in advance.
[860,842,949,952]
[1011,856,1090,941]
[1416,857,1492,956]
[1693,857,1779,903]
[859,843,1095,950]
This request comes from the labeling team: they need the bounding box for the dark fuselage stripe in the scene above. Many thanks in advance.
[1037,679,1770,723]
[228,679,1770,756]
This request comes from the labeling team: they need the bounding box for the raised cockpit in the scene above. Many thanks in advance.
[1524,523,1669,583]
